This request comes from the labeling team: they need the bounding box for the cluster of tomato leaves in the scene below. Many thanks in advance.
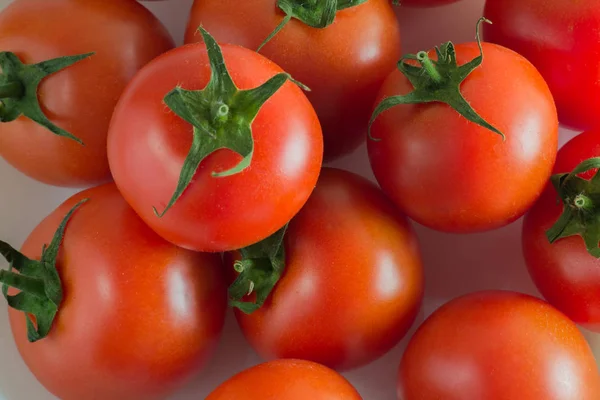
[1,0,600,399]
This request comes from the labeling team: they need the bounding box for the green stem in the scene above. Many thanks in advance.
[0,80,24,99]
[574,194,594,212]
[0,270,46,298]
[416,51,442,83]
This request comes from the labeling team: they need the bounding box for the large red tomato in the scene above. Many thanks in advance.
[230,168,424,371]
[108,30,323,252]
[206,359,363,400]
[523,130,600,333]
[0,0,174,187]
[184,0,400,160]
[484,0,600,131]
[368,26,558,233]
[1,184,227,400]
[399,291,600,399]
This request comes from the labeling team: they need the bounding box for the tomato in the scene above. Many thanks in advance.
[184,0,401,160]
[206,359,362,400]
[484,1,600,131]
[108,30,323,253]
[0,0,174,187]
[399,291,600,400]
[399,0,461,6]
[3,184,227,400]
[230,167,424,371]
[522,130,600,333]
[368,32,558,233]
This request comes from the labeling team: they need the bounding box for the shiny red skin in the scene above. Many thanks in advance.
[400,0,461,6]
[368,42,558,233]
[399,291,600,400]
[233,168,424,371]
[0,0,174,187]
[484,0,600,131]
[523,130,600,333]
[107,43,323,253]
[8,184,227,400]
[184,0,401,160]
[206,359,363,400]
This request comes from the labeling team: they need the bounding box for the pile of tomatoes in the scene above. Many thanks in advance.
[1,0,600,399]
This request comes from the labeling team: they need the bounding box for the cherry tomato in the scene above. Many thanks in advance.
[399,291,600,400]
[5,184,227,400]
[206,359,362,400]
[0,0,174,187]
[523,130,600,333]
[107,35,323,253]
[184,0,400,160]
[484,0,600,131]
[368,40,558,233]
[231,168,424,371]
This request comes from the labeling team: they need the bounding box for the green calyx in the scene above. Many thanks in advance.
[0,199,86,343]
[228,224,288,314]
[546,157,600,258]
[153,27,301,218]
[257,0,368,51]
[0,51,94,144]
[368,17,504,141]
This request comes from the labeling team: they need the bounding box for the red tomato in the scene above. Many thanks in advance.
[399,0,460,6]
[107,39,323,252]
[206,359,363,400]
[231,168,424,371]
[523,130,600,333]
[184,0,401,160]
[399,291,600,400]
[368,41,558,233]
[0,0,174,187]
[484,1,600,131]
[6,184,227,400]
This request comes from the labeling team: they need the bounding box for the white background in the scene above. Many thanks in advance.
[0,0,597,399]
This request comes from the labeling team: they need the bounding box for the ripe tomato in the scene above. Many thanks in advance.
[484,1,600,131]
[399,291,600,400]
[368,34,558,233]
[3,184,227,400]
[206,359,362,400]
[399,0,460,6]
[230,168,424,371]
[108,31,323,253]
[523,130,600,333]
[0,0,174,187]
[184,0,400,160]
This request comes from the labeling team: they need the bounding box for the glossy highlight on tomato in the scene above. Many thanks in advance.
[232,168,424,371]
[7,184,227,400]
[184,0,401,160]
[399,291,600,400]
[0,0,174,187]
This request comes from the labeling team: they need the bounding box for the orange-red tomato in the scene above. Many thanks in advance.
[232,168,424,370]
[0,0,174,187]
[206,359,363,400]
[399,291,600,400]
[400,0,461,6]
[8,184,227,400]
[184,0,400,160]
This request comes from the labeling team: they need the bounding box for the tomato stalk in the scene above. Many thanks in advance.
[546,157,600,257]
[368,17,504,141]
[0,51,93,144]
[153,28,301,218]
[257,0,368,51]
[0,200,86,342]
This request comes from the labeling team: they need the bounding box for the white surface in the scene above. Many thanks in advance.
[0,0,598,399]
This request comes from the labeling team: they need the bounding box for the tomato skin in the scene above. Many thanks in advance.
[8,184,227,400]
[484,1,600,131]
[522,131,600,333]
[400,0,460,6]
[107,43,323,253]
[0,0,174,187]
[399,291,600,400]
[368,42,558,233]
[206,359,363,400]
[184,0,400,160]
[232,168,424,371]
